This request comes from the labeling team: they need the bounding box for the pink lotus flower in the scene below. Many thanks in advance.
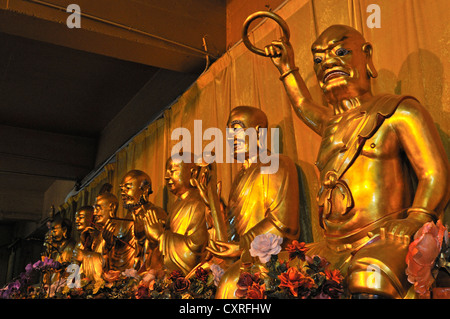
[405,220,448,295]
[249,233,283,263]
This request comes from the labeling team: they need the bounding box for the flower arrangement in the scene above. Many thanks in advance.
[405,220,450,298]
[238,233,345,299]
[139,266,219,299]
[0,256,63,299]
[0,234,344,299]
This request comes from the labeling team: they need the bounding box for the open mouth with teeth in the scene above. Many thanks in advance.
[323,70,350,83]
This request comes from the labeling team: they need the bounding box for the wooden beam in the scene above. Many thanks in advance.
[0,0,225,72]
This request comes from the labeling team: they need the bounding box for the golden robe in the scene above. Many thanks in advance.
[159,189,208,275]
[102,221,136,272]
[216,154,300,298]
[73,229,104,282]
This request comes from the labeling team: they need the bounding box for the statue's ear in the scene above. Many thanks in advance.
[108,202,117,218]
[362,42,377,78]
[140,179,153,195]
[255,124,266,150]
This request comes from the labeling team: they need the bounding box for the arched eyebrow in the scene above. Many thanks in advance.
[311,36,348,53]
[229,119,246,128]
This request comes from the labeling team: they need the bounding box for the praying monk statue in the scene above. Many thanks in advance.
[262,24,450,298]
[48,215,76,265]
[119,170,167,273]
[197,106,300,299]
[45,216,76,284]
[72,206,103,282]
[93,185,135,273]
[137,156,208,275]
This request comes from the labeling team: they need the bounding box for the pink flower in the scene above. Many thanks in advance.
[122,268,140,280]
[405,220,448,295]
[249,233,283,263]
[210,264,225,287]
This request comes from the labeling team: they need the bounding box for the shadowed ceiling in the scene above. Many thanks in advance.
[0,0,226,222]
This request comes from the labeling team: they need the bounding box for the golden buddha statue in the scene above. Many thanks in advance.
[138,155,209,275]
[93,185,135,272]
[119,170,167,273]
[262,24,450,298]
[73,206,103,282]
[201,106,300,299]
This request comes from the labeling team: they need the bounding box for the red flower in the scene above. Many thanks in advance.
[168,270,183,281]
[195,266,210,283]
[406,220,448,296]
[278,267,315,298]
[135,285,150,299]
[173,277,190,293]
[325,269,343,284]
[247,282,266,299]
[286,240,309,261]
[235,272,260,298]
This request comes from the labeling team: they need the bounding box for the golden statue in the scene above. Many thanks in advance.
[43,216,76,284]
[93,185,135,272]
[199,106,301,299]
[48,216,76,265]
[128,158,208,275]
[73,206,103,282]
[119,170,167,273]
[254,17,450,298]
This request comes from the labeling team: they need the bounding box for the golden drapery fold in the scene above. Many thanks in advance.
[62,0,449,244]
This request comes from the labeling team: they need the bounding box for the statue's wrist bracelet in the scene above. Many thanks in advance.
[406,207,438,223]
[279,67,299,80]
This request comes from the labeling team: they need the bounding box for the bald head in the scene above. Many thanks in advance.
[312,25,367,53]
[227,106,268,130]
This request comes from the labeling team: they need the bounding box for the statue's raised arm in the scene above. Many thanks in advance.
[243,11,333,136]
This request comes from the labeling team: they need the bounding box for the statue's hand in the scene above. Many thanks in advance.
[143,210,164,241]
[381,215,431,245]
[80,227,94,248]
[190,164,221,208]
[206,240,242,258]
[191,173,209,207]
[264,37,296,74]
[102,219,116,247]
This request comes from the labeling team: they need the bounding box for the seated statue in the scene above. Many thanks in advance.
[138,155,209,275]
[263,24,450,298]
[48,215,76,265]
[119,170,167,273]
[93,185,135,273]
[200,106,301,299]
[72,205,103,282]
[44,215,76,284]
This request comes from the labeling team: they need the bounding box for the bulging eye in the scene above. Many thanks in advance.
[336,48,350,56]
[313,56,323,64]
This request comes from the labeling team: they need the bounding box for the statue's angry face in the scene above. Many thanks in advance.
[311,25,377,103]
